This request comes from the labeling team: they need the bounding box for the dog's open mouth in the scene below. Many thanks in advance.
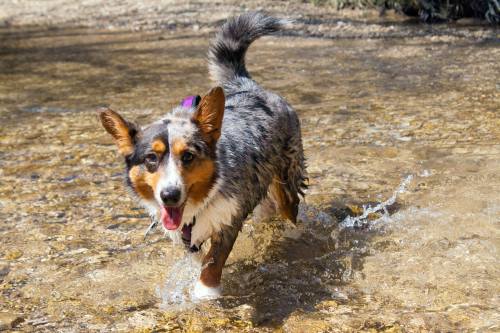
[160,205,184,230]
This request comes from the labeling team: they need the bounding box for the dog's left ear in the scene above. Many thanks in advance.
[192,87,225,143]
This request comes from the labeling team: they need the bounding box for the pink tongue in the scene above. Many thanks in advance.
[160,206,183,230]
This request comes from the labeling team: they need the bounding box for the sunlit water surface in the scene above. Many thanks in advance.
[0,25,499,331]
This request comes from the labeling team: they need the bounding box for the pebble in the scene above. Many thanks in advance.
[0,264,10,278]
[0,313,23,330]
[315,300,338,311]
[4,250,23,260]
[233,304,256,322]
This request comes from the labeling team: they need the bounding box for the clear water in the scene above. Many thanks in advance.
[0,25,499,331]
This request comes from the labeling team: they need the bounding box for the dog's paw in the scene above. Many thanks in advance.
[192,280,221,300]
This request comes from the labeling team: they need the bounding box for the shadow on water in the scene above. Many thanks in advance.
[219,199,401,327]
[0,27,207,118]
[0,28,202,75]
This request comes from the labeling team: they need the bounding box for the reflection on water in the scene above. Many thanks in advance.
[0,24,499,331]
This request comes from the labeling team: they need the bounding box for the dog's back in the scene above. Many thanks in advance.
[207,13,307,224]
[187,14,307,296]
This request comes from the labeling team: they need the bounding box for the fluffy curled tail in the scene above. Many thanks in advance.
[208,12,287,85]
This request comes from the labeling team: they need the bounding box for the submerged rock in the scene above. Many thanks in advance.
[0,313,23,330]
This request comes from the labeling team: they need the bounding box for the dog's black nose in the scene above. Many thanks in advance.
[160,187,181,205]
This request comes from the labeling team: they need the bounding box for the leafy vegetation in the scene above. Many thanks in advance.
[307,0,500,23]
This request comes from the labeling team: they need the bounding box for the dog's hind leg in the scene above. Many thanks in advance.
[194,221,242,299]
[269,177,300,224]
[252,175,302,224]
[272,131,307,224]
[252,192,277,223]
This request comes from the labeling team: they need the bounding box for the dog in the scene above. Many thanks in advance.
[99,12,307,299]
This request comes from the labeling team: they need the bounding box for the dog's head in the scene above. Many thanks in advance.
[99,87,225,231]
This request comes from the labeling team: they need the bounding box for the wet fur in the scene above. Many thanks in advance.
[99,12,307,295]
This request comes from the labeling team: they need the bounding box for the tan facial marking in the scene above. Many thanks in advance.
[151,139,166,155]
[169,138,215,204]
[128,166,161,201]
[183,159,215,203]
[171,138,188,157]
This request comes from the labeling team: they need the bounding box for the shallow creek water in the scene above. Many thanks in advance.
[0,25,499,332]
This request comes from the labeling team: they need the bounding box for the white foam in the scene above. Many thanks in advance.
[156,253,202,309]
[340,175,413,230]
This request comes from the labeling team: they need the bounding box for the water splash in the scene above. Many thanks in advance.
[156,253,202,308]
[340,175,413,230]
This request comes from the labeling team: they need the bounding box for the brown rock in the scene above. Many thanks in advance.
[0,313,23,330]
[4,250,23,260]
[0,263,9,279]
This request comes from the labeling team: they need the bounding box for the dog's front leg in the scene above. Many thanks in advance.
[193,223,240,300]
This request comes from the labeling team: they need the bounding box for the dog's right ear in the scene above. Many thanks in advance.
[98,108,138,156]
[192,87,225,144]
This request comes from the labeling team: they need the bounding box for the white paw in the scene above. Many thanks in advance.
[192,280,221,301]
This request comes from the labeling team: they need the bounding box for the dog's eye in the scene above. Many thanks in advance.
[181,151,194,164]
[144,153,159,171]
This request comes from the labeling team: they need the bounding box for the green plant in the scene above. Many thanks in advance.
[306,0,500,23]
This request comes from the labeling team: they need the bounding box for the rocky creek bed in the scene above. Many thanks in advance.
[0,1,499,332]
